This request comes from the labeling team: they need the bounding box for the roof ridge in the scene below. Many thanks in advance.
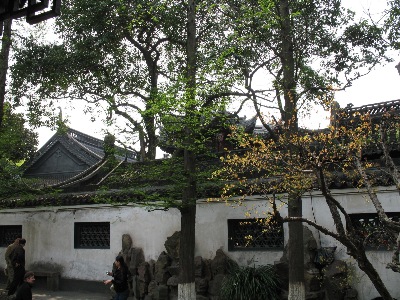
[96,160,125,186]
[68,133,103,160]
[67,128,104,148]
[53,158,108,189]
[23,133,64,170]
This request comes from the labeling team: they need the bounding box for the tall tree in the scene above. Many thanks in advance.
[179,1,197,298]
[386,0,400,72]
[0,102,38,198]
[11,3,248,300]
[0,19,12,128]
[220,1,389,299]
[217,106,400,300]
[11,0,189,160]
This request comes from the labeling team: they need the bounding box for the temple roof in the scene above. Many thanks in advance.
[23,127,137,187]
[3,99,400,209]
[339,99,400,124]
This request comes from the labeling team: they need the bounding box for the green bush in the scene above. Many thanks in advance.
[219,264,281,300]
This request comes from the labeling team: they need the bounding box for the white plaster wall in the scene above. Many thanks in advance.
[0,205,181,281]
[301,188,400,300]
[1,187,400,299]
[196,187,400,300]
[195,199,288,266]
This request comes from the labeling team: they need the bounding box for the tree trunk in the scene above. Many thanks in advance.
[357,251,394,300]
[178,0,197,299]
[0,18,12,129]
[288,195,305,300]
[178,282,196,299]
[179,201,196,299]
[278,0,304,298]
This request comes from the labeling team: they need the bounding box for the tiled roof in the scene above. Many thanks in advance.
[22,127,137,188]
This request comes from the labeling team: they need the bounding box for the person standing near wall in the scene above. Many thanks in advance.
[7,238,26,296]
[104,256,130,300]
[4,238,21,291]
[106,262,117,300]
[15,271,35,300]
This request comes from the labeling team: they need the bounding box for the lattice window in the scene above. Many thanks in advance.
[350,213,400,250]
[0,225,22,247]
[228,217,284,251]
[74,222,110,249]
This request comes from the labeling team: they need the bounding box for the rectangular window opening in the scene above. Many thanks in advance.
[74,222,110,249]
[350,213,400,251]
[228,217,284,251]
[0,225,22,247]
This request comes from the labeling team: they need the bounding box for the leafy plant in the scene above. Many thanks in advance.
[219,264,280,300]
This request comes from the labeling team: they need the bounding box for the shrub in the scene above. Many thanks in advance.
[219,264,280,300]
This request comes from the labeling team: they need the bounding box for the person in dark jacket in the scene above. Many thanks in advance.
[8,238,26,296]
[15,271,35,300]
[4,237,21,291]
[104,256,130,300]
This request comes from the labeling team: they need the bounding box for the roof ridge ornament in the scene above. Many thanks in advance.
[56,106,68,134]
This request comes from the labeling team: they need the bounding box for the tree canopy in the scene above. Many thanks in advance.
[10,0,247,160]
[0,103,38,198]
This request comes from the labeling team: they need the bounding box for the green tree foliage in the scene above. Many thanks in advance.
[221,0,389,120]
[387,0,400,49]
[0,103,38,198]
[218,2,389,298]
[0,103,37,163]
[10,0,244,160]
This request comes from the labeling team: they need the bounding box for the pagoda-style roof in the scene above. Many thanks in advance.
[339,99,400,125]
[23,127,136,187]
[2,99,400,210]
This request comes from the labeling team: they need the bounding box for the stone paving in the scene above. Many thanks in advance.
[0,284,113,300]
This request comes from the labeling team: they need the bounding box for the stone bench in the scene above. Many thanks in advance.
[33,270,60,291]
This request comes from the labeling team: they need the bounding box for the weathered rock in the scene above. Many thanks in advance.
[208,273,226,296]
[324,260,348,300]
[304,227,318,268]
[166,275,180,286]
[195,277,209,295]
[169,286,178,300]
[164,231,180,261]
[324,259,347,278]
[148,259,156,281]
[138,261,152,284]
[161,284,170,300]
[210,249,237,276]
[122,234,133,252]
[284,289,325,299]
[147,280,158,298]
[280,226,318,268]
[138,277,149,299]
[128,247,145,275]
[203,259,212,281]
[147,281,170,300]
[136,263,151,299]
[194,256,204,277]
[274,260,289,291]
[167,261,180,276]
[280,290,289,300]
[344,288,358,300]
[306,290,325,300]
[305,269,321,293]
[155,251,172,284]
[131,275,138,299]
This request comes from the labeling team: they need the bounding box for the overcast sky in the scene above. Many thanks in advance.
[33,0,399,149]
